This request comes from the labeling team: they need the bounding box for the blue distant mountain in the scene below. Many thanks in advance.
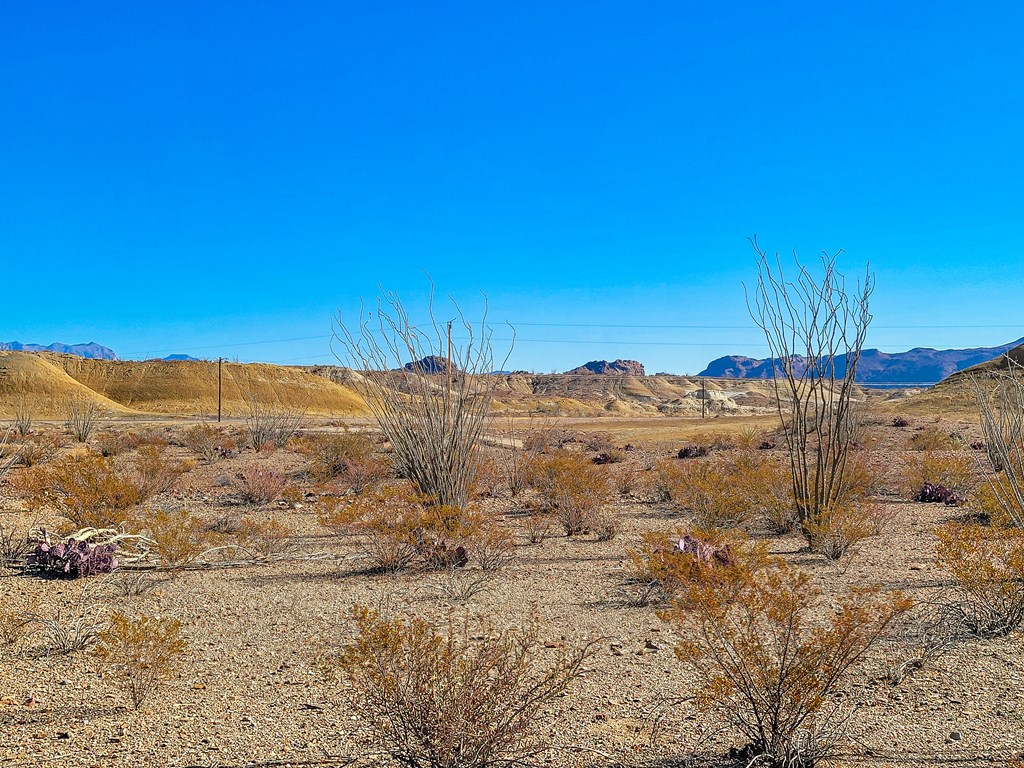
[699,338,1024,385]
[0,341,117,360]
[163,354,201,361]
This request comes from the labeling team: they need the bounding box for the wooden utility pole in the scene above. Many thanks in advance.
[701,378,706,419]
[217,357,223,423]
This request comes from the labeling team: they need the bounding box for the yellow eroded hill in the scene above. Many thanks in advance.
[0,353,366,418]
[0,352,135,417]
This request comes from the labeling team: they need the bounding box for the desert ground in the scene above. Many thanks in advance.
[1,352,1023,768]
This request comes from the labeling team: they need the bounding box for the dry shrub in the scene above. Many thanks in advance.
[182,424,236,463]
[320,487,511,572]
[293,431,375,482]
[910,427,961,451]
[654,457,744,524]
[805,501,889,561]
[970,481,1020,526]
[628,527,767,604]
[337,605,596,768]
[472,453,504,498]
[132,444,192,500]
[14,453,142,529]
[900,451,979,499]
[232,466,287,505]
[96,431,136,457]
[614,464,641,497]
[529,452,610,536]
[134,509,211,569]
[935,522,1024,637]
[666,561,911,766]
[94,611,186,710]
[16,432,66,467]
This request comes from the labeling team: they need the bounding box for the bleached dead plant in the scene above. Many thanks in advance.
[333,283,512,510]
[0,427,20,486]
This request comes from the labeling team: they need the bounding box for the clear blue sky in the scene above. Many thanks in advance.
[3,2,1022,373]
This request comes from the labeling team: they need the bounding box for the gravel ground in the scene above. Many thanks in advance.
[1,416,1022,768]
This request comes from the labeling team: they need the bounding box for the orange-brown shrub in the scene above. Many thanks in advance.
[336,605,595,768]
[94,611,186,710]
[529,452,610,536]
[293,430,376,482]
[320,486,511,572]
[665,561,911,765]
[628,527,767,603]
[16,432,67,467]
[935,522,1024,637]
[182,424,236,463]
[14,453,142,529]
[900,451,979,499]
[134,508,211,569]
[232,466,287,504]
[132,444,192,500]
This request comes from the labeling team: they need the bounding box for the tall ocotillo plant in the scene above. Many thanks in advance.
[333,285,511,509]
[746,237,875,536]
[975,353,1024,527]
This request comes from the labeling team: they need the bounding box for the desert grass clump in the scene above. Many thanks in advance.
[910,427,962,452]
[94,611,186,710]
[14,453,142,529]
[63,398,100,442]
[336,605,596,768]
[234,518,293,559]
[529,451,610,536]
[900,451,978,500]
[935,522,1024,637]
[0,523,33,569]
[804,501,888,560]
[665,560,911,766]
[333,285,507,510]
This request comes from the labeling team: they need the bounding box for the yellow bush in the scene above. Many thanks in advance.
[529,452,610,536]
[935,522,1024,637]
[900,451,979,498]
[14,453,142,529]
[94,612,186,710]
[665,561,911,764]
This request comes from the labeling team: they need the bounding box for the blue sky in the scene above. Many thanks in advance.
[3,2,1022,373]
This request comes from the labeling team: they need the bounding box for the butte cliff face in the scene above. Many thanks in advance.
[564,359,646,376]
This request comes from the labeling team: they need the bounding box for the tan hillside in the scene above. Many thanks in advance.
[898,343,1024,415]
[0,353,366,418]
[0,352,136,418]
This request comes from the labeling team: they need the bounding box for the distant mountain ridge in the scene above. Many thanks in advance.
[0,341,118,360]
[565,359,646,376]
[699,338,1024,385]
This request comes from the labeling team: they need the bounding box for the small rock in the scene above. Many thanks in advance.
[909,563,926,571]
[949,731,962,741]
